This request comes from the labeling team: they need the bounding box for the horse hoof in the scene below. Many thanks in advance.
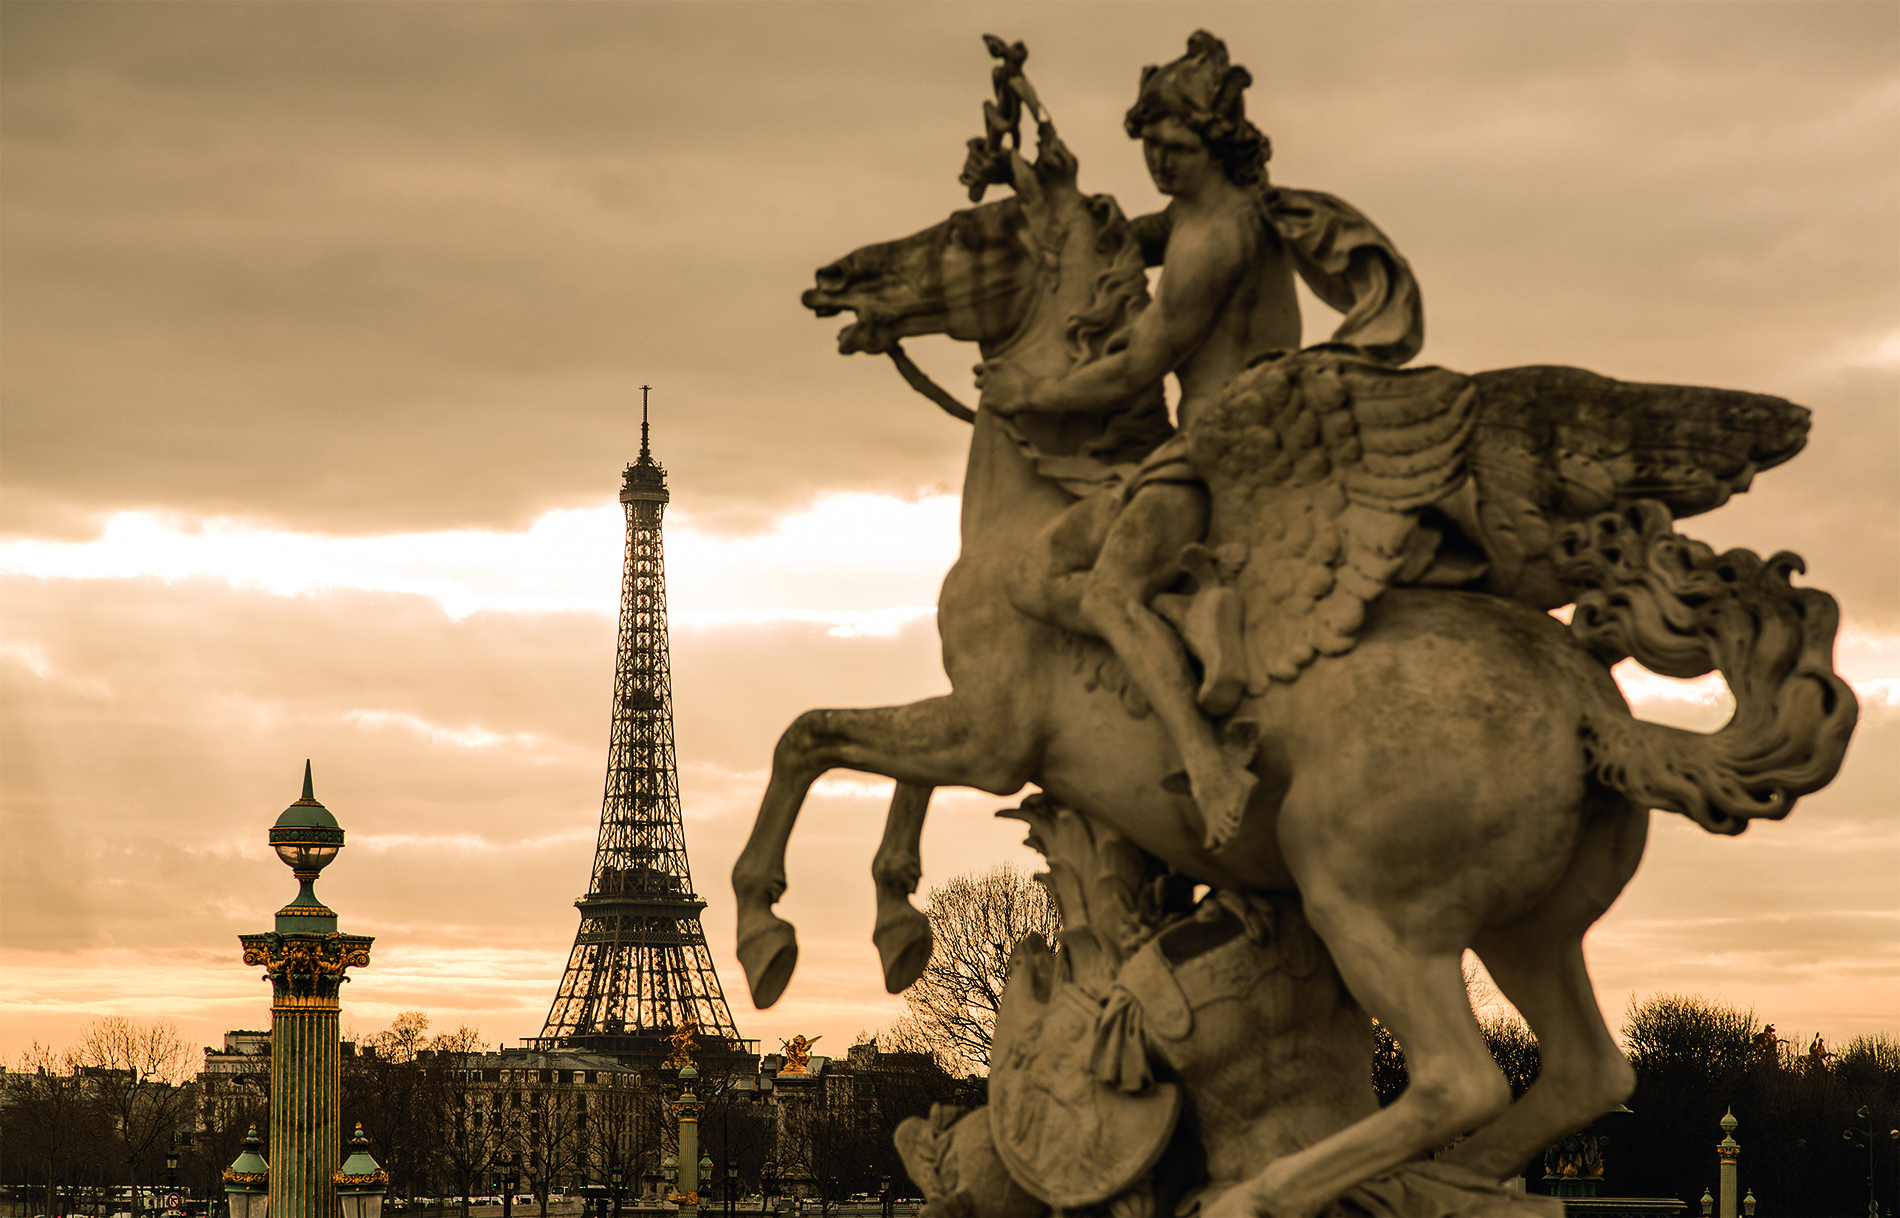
[873,904,934,993]
[739,918,799,1008]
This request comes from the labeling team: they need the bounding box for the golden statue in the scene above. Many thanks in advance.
[778,1033,820,1074]
[663,1017,699,1070]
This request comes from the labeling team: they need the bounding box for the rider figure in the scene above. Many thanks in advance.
[979,32,1422,851]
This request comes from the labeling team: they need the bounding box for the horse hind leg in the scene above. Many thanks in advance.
[1442,798,1648,1180]
[871,783,935,993]
[1207,886,1512,1215]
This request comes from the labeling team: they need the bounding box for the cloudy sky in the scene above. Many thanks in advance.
[3,2,1895,1068]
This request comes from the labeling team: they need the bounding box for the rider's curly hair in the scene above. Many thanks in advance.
[1123,96,1271,187]
[1122,31,1272,187]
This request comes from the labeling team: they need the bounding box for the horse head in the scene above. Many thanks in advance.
[803,194,1041,357]
[802,125,1150,390]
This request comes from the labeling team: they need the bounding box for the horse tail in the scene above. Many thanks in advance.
[1555,499,1858,835]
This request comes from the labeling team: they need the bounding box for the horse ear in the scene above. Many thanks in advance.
[1029,126,1079,190]
[1009,149,1045,208]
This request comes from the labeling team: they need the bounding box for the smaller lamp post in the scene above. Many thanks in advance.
[500,1156,519,1218]
[724,1159,737,1218]
[335,1124,388,1218]
[879,1174,891,1218]
[1743,1190,1758,1217]
[1844,1105,1900,1218]
[608,1168,621,1218]
[166,1144,182,1218]
[759,1160,776,1217]
[223,1126,269,1218]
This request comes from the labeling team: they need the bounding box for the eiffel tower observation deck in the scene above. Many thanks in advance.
[531,390,756,1071]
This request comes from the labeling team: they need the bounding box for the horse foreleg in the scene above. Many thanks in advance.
[732,696,1030,1009]
[872,783,935,994]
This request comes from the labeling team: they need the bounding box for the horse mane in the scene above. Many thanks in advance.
[1061,193,1172,461]
[1064,194,1152,365]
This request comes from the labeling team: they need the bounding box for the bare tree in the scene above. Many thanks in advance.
[363,1011,433,1064]
[888,863,1061,1075]
[2,1043,110,1215]
[520,1067,586,1214]
[773,1094,875,1216]
[71,1018,196,1208]
[422,1027,493,1218]
[344,1012,434,1204]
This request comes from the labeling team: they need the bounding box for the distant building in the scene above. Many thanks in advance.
[196,1031,270,1136]
[200,1031,270,1078]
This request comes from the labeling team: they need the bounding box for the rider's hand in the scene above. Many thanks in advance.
[975,359,1038,416]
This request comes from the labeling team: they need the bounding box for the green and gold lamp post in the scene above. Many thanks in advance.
[663,1023,703,1218]
[223,1125,269,1218]
[334,1124,388,1218]
[239,763,373,1218]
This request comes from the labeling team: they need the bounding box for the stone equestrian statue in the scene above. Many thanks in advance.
[733,31,1859,1217]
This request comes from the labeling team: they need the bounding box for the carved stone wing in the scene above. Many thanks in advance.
[1190,348,1476,688]
[1461,366,1810,608]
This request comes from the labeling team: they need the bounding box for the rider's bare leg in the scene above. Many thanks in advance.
[1006,487,1118,633]
[871,783,935,994]
[732,695,1033,1008]
[1153,579,1247,716]
[1078,481,1257,850]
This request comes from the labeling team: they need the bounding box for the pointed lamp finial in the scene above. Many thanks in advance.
[271,760,344,930]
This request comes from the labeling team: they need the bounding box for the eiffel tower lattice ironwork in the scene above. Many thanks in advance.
[534,389,753,1068]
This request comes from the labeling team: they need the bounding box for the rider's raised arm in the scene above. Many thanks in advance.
[1014,217,1241,416]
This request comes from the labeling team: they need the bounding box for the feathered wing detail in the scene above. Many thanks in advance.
[1463,366,1811,608]
[1186,355,1811,690]
[1188,349,1475,690]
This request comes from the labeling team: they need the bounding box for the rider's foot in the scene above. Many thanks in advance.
[1193,758,1258,854]
[1163,721,1262,840]
[1181,585,1247,716]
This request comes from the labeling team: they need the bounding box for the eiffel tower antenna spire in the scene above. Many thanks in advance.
[639,384,652,462]
[534,394,752,1068]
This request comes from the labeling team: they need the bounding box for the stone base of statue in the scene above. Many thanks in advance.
[895,796,1564,1217]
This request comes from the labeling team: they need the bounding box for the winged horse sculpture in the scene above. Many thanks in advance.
[731,42,1857,1216]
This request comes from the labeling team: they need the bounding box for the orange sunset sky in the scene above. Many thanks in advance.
[2,2,1896,1065]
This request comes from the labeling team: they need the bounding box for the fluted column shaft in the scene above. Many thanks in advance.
[270,990,341,1218]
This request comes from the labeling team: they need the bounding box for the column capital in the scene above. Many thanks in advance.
[241,931,374,1004]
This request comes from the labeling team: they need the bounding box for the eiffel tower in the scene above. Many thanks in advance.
[533,389,754,1070]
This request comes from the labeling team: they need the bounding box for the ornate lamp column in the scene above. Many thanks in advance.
[1716,1109,1740,1218]
[665,1023,702,1218]
[239,763,373,1218]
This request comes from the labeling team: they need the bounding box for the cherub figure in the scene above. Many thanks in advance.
[982,31,1422,847]
[779,1033,820,1074]
[662,1017,699,1070]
